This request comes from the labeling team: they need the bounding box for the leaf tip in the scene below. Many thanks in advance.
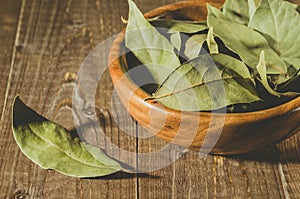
[206,3,217,13]
[127,0,136,11]
[12,95,47,129]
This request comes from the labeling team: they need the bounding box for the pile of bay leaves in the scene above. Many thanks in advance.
[125,0,300,112]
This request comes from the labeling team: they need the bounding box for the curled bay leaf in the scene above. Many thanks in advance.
[207,5,287,75]
[12,96,122,178]
[256,51,280,97]
[206,27,218,54]
[152,54,260,111]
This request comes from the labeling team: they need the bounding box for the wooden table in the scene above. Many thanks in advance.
[0,0,299,198]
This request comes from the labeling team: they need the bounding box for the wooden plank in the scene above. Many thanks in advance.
[135,0,181,12]
[138,137,291,198]
[277,133,300,199]
[0,0,22,197]
[134,1,299,198]
[1,0,299,198]
[0,0,136,198]
[0,0,22,120]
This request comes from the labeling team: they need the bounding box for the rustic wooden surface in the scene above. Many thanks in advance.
[0,0,299,198]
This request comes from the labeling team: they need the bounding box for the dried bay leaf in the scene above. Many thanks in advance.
[170,32,182,52]
[207,5,287,75]
[256,51,299,97]
[184,34,207,60]
[150,19,208,34]
[152,54,260,111]
[282,0,300,10]
[278,69,300,93]
[256,51,280,97]
[222,0,250,25]
[248,0,300,73]
[248,0,261,22]
[206,27,218,54]
[12,96,122,178]
[222,0,297,25]
[126,0,180,84]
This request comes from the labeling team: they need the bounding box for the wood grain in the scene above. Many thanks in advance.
[0,0,299,198]
[0,0,135,198]
[132,0,300,198]
[0,0,23,197]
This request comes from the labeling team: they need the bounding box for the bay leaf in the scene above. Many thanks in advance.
[256,51,280,97]
[184,34,207,60]
[282,0,300,10]
[222,0,296,25]
[278,69,300,93]
[248,0,261,22]
[268,60,300,87]
[248,0,300,72]
[256,51,299,97]
[222,0,250,25]
[170,32,182,52]
[150,19,208,33]
[12,96,122,178]
[126,0,180,84]
[207,5,287,75]
[206,27,218,54]
[152,54,260,111]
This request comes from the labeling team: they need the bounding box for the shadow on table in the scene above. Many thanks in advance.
[84,171,160,180]
[83,143,300,180]
[226,142,300,163]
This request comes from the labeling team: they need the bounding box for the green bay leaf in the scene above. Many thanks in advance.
[153,54,260,111]
[207,5,287,75]
[125,0,180,84]
[12,96,122,178]
[248,0,300,73]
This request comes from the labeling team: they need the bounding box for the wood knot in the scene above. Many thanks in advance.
[63,72,77,83]
[11,190,29,199]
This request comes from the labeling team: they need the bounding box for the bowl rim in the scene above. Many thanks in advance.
[108,0,300,123]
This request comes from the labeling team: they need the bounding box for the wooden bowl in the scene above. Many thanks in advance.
[108,0,300,155]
